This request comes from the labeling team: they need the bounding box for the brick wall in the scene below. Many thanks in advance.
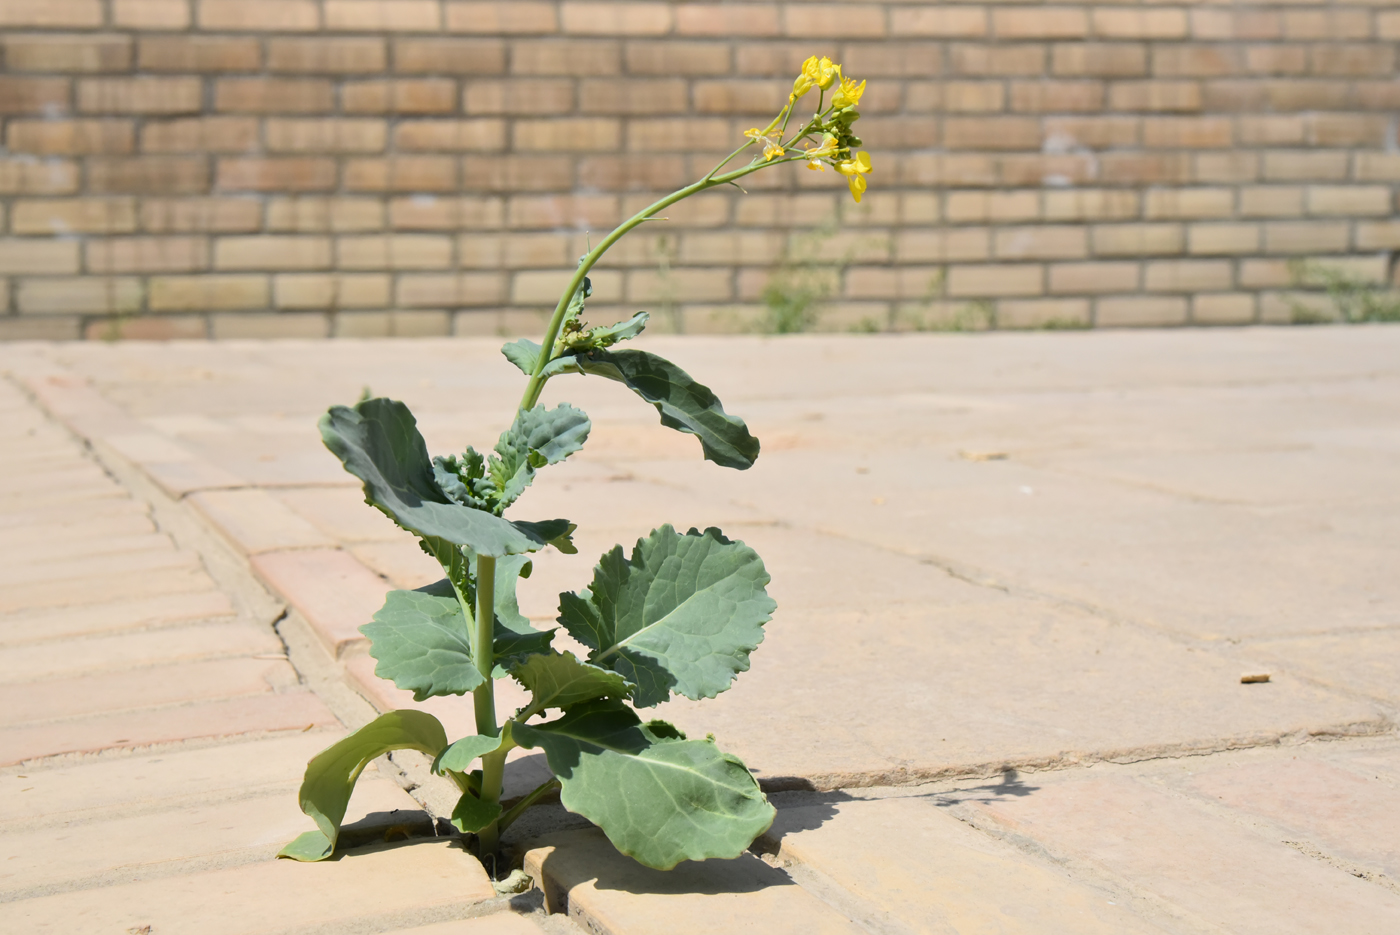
[0,0,1397,339]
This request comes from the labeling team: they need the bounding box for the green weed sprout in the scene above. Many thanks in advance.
[280,58,873,871]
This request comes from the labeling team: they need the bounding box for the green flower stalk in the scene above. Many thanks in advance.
[279,59,872,871]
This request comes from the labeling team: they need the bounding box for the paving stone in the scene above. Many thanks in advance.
[764,797,1164,934]
[0,620,282,683]
[189,487,336,553]
[0,691,338,765]
[965,772,1400,934]
[6,837,495,935]
[352,538,445,589]
[0,731,341,827]
[0,590,234,645]
[275,484,407,542]
[1249,629,1400,706]
[0,766,417,895]
[0,497,148,532]
[0,562,218,614]
[0,546,203,588]
[1182,754,1400,880]
[394,915,550,935]
[524,828,868,935]
[252,547,389,657]
[136,457,249,497]
[0,531,171,567]
[1,657,299,726]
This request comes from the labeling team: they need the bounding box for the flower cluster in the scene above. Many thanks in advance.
[742,55,874,203]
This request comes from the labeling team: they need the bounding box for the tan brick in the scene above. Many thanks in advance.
[464,78,573,115]
[507,194,620,230]
[1047,261,1139,294]
[994,226,1088,260]
[12,198,136,235]
[560,2,671,35]
[1355,81,1400,110]
[576,154,687,191]
[1308,113,1388,148]
[1096,295,1187,326]
[944,118,1041,151]
[86,236,209,273]
[950,44,1046,77]
[77,77,202,116]
[693,78,789,114]
[1099,152,1192,185]
[211,312,329,338]
[784,3,885,38]
[84,314,208,339]
[336,234,453,270]
[0,239,81,275]
[1239,186,1304,218]
[112,0,190,29]
[390,195,503,230]
[141,116,258,153]
[198,0,318,30]
[7,120,133,156]
[1092,223,1185,256]
[1195,152,1259,184]
[343,79,457,114]
[390,120,503,152]
[1263,221,1349,254]
[0,78,71,115]
[946,191,1039,223]
[393,38,506,74]
[890,7,987,38]
[150,274,268,311]
[398,271,506,307]
[266,119,387,154]
[1009,81,1104,113]
[947,263,1043,297]
[1144,259,1233,292]
[1044,116,1140,148]
[1192,293,1255,324]
[0,0,103,27]
[214,236,332,271]
[444,1,558,34]
[675,4,779,37]
[457,231,557,268]
[89,157,209,194]
[335,309,450,337]
[274,272,391,309]
[1241,48,1308,77]
[1237,115,1305,146]
[4,35,131,72]
[1354,154,1400,183]
[140,198,261,233]
[1287,10,1372,41]
[993,7,1086,39]
[1093,9,1188,40]
[939,82,1002,112]
[1052,44,1147,77]
[1043,189,1140,221]
[215,79,334,114]
[0,317,80,340]
[1355,221,1400,251]
[1187,223,1260,256]
[1153,46,1242,78]
[511,268,619,304]
[1145,188,1234,220]
[1312,44,1395,77]
[512,40,622,76]
[345,156,458,192]
[1109,80,1201,112]
[1306,185,1391,217]
[17,277,142,315]
[139,36,261,72]
[995,297,1090,328]
[217,157,337,192]
[461,154,573,192]
[513,118,621,152]
[579,79,687,115]
[267,38,387,73]
[1191,10,1281,41]
[673,231,782,266]
[624,41,730,75]
[266,197,383,233]
[627,267,730,303]
[1263,150,1349,182]
[325,0,441,31]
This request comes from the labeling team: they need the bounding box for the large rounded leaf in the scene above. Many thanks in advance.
[557,525,775,707]
[361,587,482,701]
[279,710,448,861]
[513,699,774,870]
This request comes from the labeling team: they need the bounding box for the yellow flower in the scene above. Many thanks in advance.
[803,133,840,170]
[791,74,813,101]
[744,127,786,162]
[836,151,872,202]
[832,75,866,111]
[801,55,840,92]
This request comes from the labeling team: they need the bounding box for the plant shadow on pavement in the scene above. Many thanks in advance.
[926,768,1041,806]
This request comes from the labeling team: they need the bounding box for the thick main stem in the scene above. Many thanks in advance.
[472,555,506,856]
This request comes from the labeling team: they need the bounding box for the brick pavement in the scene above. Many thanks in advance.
[2,327,1398,933]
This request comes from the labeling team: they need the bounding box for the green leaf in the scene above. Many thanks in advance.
[361,587,481,702]
[279,710,448,861]
[576,348,760,470]
[501,340,582,379]
[434,732,506,774]
[319,397,569,556]
[513,699,774,870]
[512,650,632,713]
[561,312,650,352]
[451,790,502,834]
[558,525,775,708]
[488,404,591,510]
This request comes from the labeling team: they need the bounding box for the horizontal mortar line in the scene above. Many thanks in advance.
[1,689,316,731]
[756,720,1396,795]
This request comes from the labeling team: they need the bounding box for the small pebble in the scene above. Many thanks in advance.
[1240,673,1271,684]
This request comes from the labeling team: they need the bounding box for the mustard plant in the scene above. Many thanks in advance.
[281,58,873,871]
